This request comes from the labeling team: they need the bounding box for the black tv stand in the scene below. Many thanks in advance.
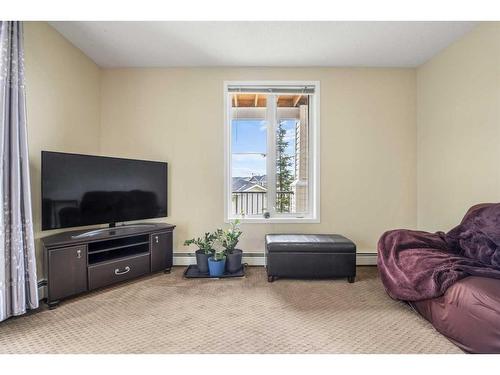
[42,223,175,309]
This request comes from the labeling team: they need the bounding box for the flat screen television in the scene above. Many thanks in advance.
[41,151,168,231]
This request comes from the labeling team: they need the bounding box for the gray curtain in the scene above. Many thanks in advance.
[0,21,38,322]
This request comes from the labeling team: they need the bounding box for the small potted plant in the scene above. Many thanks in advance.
[216,219,243,273]
[207,247,226,277]
[184,232,216,274]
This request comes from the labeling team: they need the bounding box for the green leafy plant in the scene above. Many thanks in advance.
[216,219,243,254]
[211,247,226,261]
[183,232,216,254]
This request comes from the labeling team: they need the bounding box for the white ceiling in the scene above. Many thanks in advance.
[49,21,478,68]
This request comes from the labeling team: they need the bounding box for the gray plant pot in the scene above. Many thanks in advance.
[195,249,211,274]
[225,249,243,274]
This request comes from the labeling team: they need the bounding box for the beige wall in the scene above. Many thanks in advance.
[24,22,101,274]
[23,22,417,260]
[22,21,500,263]
[417,23,500,232]
[100,68,417,253]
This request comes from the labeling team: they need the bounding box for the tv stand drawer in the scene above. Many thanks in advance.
[88,253,150,290]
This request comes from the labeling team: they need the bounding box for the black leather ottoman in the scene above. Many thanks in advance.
[265,234,356,283]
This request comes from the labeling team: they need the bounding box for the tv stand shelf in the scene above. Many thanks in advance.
[42,223,175,309]
[88,244,150,265]
[88,240,150,255]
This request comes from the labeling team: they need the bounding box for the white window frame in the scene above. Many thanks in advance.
[224,80,320,224]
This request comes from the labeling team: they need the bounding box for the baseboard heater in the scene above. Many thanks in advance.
[172,252,378,266]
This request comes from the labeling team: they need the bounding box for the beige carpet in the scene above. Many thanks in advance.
[0,266,461,354]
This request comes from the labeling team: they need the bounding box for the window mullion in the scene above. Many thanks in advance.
[226,93,233,220]
[266,94,277,217]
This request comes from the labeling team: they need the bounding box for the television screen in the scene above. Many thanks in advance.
[41,151,168,230]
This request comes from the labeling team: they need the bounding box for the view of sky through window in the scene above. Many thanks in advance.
[232,119,297,177]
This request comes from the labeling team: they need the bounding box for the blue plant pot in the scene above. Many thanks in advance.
[208,257,226,277]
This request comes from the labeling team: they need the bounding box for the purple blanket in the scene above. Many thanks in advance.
[378,203,500,301]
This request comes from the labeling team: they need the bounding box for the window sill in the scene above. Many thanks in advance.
[226,217,320,224]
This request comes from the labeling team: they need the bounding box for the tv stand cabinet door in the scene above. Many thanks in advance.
[150,232,173,272]
[48,245,88,302]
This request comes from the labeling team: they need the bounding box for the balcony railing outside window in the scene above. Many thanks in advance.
[232,191,294,215]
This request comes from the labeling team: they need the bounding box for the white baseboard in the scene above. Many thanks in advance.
[37,280,47,301]
[173,252,377,266]
[356,252,378,265]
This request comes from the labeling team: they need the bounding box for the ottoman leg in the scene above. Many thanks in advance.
[267,275,276,283]
[347,276,355,283]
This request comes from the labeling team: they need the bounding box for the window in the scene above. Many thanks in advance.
[224,81,320,223]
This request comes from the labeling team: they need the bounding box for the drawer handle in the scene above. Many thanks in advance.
[115,266,130,275]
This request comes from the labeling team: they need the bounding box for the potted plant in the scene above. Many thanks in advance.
[216,219,243,273]
[184,232,216,274]
[207,247,226,277]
